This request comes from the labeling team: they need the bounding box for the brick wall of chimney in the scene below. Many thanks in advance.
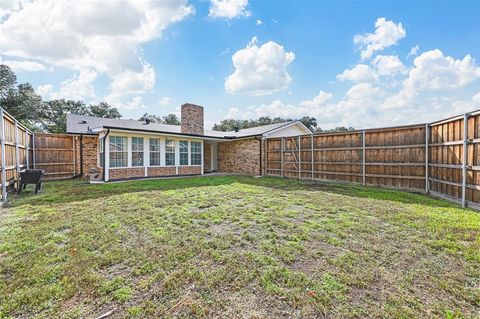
[181,103,204,135]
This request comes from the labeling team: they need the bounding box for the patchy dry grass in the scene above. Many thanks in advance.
[0,176,479,318]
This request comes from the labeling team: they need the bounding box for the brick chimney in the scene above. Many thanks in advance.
[181,103,204,135]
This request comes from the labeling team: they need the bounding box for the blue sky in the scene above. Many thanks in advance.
[0,0,479,129]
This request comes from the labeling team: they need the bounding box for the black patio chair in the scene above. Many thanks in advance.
[17,169,45,194]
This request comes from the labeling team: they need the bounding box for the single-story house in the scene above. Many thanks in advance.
[66,103,312,181]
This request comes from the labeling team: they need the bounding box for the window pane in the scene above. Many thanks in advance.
[165,140,175,152]
[110,136,127,152]
[166,153,175,166]
[132,137,144,151]
[180,141,188,152]
[191,153,201,165]
[180,153,188,166]
[132,152,143,166]
[150,138,160,151]
[150,152,161,166]
[110,151,127,167]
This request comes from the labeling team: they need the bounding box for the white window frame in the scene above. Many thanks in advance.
[131,137,144,167]
[109,136,128,168]
[179,140,189,166]
[191,141,202,166]
[165,139,175,166]
[149,138,162,167]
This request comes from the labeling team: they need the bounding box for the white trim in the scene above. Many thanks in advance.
[105,135,110,181]
[263,121,312,138]
[201,140,204,175]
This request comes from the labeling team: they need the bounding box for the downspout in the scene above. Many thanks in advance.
[102,129,110,182]
[257,136,262,176]
[79,134,84,178]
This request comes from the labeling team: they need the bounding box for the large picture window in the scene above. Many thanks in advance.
[165,139,175,166]
[109,136,127,167]
[150,138,161,166]
[132,137,144,166]
[179,141,188,165]
[191,141,201,165]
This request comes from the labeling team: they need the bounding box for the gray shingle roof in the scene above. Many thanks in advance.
[66,113,296,139]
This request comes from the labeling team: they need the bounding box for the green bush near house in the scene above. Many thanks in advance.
[0,176,479,318]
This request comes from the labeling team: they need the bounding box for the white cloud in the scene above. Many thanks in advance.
[354,17,406,60]
[0,0,193,102]
[407,45,419,58]
[110,64,156,95]
[159,96,171,106]
[37,69,98,101]
[0,0,21,19]
[404,49,480,91]
[372,55,405,76]
[209,0,250,19]
[1,59,47,72]
[256,19,263,25]
[337,64,378,82]
[225,37,295,96]
[106,95,145,110]
[299,91,333,107]
[473,92,480,105]
[36,84,53,99]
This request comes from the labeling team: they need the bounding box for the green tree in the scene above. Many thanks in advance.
[89,102,121,119]
[40,99,90,133]
[0,64,16,100]
[315,126,355,134]
[299,116,317,132]
[162,113,180,125]
[139,113,163,123]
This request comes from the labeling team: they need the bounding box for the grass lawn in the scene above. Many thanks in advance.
[0,176,479,319]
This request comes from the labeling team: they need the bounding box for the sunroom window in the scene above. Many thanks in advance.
[191,141,201,165]
[109,136,127,167]
[165,139,175,166]
[179,141,189,165]
[150,138,161,166]
[132,137,144,166]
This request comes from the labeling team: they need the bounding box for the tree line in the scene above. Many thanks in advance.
[212,116,354,134]
[0,64,353,134]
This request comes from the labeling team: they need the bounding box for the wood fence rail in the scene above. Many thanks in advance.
[265,109,480,209]
[0,108,79,202]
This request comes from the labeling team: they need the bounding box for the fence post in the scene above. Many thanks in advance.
[462,113,468,208]
[298,136,301,180]
[72,137,76,177]
[0,109,6,202]
[425,123,429,194]
[311,135,314,180]
[362,130,366,186]
[25,130,29,169]
[32,132,36,169]
[263,138,266,176]
[14,120,20,189]
[281,137,284,178]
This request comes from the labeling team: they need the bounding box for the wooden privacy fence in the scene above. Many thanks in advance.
[265,110,480,209]
[33,133,79,181]
[0,108,34,202]
[0,108,79,202]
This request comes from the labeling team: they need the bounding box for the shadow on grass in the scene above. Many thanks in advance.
[6,175,461,210]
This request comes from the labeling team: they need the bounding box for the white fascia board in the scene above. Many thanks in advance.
[263,121,312,137]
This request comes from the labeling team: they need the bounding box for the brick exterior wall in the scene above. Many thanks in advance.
[178,166,201,175]
[109,168,145,180]
[181,104,204,135]
[204,143,211,173]
[148,167,176,176]
[218,138,261,176]
[74,135,102,178]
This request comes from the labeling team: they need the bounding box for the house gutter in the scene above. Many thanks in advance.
[102,129,110,182]
[79,135,83,177]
